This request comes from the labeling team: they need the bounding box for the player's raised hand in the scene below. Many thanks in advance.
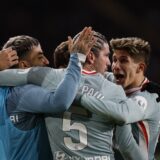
[68,26,95,56]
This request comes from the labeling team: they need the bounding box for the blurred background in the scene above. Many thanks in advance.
[0,0,159,83]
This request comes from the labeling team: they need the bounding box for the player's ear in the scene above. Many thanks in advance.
[18,60,30,69]
[86,51,95,64]
[137,62,146,73]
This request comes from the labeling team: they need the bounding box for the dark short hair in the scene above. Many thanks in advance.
[3,35,40,59]
[53,41,70,68]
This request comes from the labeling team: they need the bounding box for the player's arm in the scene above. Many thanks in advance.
[114,125,147,160]
[76,94,146,125]
[14,53,82,113]
[14,26,95,113]
[15,80,76,114]
[0,68,31,86]
[0,27,95,88]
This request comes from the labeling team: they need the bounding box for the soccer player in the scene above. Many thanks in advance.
[83,37,160,160]
[0,31,147,160]
[0,26,94,160]
[109,37,160,160]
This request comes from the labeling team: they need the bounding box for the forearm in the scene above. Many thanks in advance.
[52,53,81,110]
[17,85,69,113]
[80,95,145,124]
[0,52,85,88]
[0,68,30,86]
[18,54,81,113]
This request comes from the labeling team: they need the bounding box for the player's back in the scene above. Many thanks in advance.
[45,71,126,160]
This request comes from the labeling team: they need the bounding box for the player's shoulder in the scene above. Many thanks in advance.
[103,72,123,90]
[102,78,126,99]
[104,71,115,82]
[142,81,160,102]
[104,77,123,90]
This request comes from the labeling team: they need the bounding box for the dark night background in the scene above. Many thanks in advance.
[0,0,160,82]
[0,0,160,83]
[0,0,160,158]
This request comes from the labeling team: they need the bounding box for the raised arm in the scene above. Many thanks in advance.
[10,26,96,113]
[14,53,82,113]
[0,27,95,88]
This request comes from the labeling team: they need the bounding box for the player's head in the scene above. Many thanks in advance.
[74,30,111,74]
[53,30,110,74]
[3,35,49,68]
[110,37,151,89]
[53,41,70,68]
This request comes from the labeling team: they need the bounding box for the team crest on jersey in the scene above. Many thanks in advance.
[133,96,147,111]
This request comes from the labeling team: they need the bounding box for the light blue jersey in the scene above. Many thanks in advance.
[105,72,160,160]
[0,53,82,160]
[45,70,146,160]
[0,65,150,160]
[0,87,9,160]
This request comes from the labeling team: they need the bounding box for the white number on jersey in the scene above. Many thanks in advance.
[62,112,88,150]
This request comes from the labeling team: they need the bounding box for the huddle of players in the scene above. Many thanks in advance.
[0,26,160,160]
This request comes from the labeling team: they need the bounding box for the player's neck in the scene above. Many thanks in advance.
[126,73,146,90]
[125,75,147,94]
[83,64,96,72]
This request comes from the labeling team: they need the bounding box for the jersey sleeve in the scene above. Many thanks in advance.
[0,52,85,87]
[13,53,81,113]
[79,94,146,125]
[0,68,31,86]
[15,85,71,113]
[114,124,147,160]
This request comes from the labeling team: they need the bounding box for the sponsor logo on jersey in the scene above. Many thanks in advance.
[54,151,110,160]
[133,96,147,111]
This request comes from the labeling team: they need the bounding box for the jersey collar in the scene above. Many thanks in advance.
[82,69,97,75]
[125,77,149,95]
